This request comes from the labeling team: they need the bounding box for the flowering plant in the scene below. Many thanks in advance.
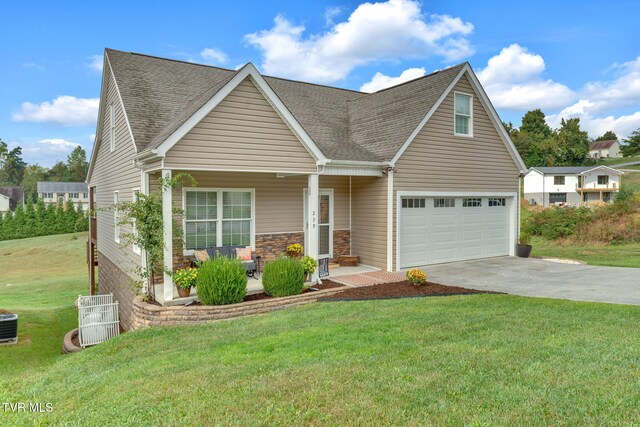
[173,267,198,290]
[286,243,303,256]
[406,268,426,285]
[300,256,318,275]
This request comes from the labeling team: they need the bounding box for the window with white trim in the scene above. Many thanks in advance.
[434,198,455,208]
[463,198,482,207]
[401,198,426,208]
[114,191,120,243]
[454,93,472,136]
[597,175,609,185]
[69,192,79,199]
[184,189,253,250]
[489,198,506,207]
[109,103,116,152]
[83,192,88,199]
[132,189,141,255]
[554,176,565,185]
[42,192,53,199]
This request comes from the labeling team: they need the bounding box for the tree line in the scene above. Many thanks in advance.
[503,110,640,168]
[0,199,88,241]
[0,138,89,201]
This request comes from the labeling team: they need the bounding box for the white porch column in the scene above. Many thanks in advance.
[140,170,150,295]
[162,169,174,303]
[307,174,320,282]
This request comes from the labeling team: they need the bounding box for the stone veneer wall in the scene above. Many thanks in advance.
[97,252,139,331]
[332,229,351,260]
[131,285,349,329]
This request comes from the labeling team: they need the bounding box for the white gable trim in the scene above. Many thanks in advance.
[389,64,527,173]
[153,63,327,164]
[87,52,138,182]
[580,165,624,175]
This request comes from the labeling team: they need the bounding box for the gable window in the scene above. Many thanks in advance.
[132,189,141,255]
[554,176,565,185]
[454,92,472,136]
[109,103,116,152]
[184,189,254,250]
[434,198,455,208]
[597,175,609,185]
[463,198,482,207]
[114,191,120,243]
[489,198,506,207]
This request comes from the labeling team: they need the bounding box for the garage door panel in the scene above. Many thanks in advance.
[400,195,511,268]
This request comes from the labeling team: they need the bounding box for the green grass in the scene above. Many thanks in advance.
[621,169,640,192]
[0,233,88,390]
[597,155,640,166]
[531,236,640,268]
[4,295,640,425]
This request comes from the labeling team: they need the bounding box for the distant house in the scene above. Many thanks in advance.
[37,182,89,209]
[589,140,621,158]
[0,187,24,213]
[523,166,624,206]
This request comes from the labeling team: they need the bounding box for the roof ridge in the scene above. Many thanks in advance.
[368,62,467,94]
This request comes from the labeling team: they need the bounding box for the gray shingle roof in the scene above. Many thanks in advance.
[105,49,466,162]
[37,182,88,192]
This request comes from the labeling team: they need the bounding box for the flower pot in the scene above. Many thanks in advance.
[286,251,301,258]
[517,244,532,258]
[177,286,192,298]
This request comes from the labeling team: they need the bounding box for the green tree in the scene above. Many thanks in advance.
[554,118,590,166]
[511,109,557,168]
[620,129,640,157]
[0,144,27,185]
[44,203,57,234]
[520,109,552,138]
[34,199,48,236]
[595,130,618,141]
[66,146,89,181]
[46,161,69,182]
[22,164,47,202]
[1,210,14,240]
[12,204,26,239]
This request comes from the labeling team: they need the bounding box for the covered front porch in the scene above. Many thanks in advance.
[146,168,386,306]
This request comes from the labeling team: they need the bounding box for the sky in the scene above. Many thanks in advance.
[1,0,639,167]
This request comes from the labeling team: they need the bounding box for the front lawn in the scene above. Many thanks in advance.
[3,296,640,425]
[0,233,88,391]
[531,236,640,268]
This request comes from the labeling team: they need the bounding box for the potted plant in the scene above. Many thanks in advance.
[286,243,303,258]
[517,232,533,258]
[300,255,318,282]
[173,267,198,298]
[406,268,427,285]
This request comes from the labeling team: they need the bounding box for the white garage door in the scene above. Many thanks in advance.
[399,196,511,268]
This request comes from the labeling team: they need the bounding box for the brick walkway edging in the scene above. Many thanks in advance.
[131,285,351,329]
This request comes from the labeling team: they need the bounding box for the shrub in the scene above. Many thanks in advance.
[196,257,247,305]
[519,232,531,245]
[523,206,593,240]
[300,256,317,275]
[262,256,305,297]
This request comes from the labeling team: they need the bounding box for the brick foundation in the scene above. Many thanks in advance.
[332,229,351,260]
[131,285,349,329]
[97,252,139,331]
[255,232,305,262]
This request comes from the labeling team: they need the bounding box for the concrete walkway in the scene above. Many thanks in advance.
[424,257,640,305]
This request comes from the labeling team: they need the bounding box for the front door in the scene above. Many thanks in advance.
[304,189,333,258]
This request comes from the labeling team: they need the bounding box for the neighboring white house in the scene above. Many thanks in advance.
[37,182,89,210]
[589,140,621,158]
[523,166,624,206]
[0,194,10,213]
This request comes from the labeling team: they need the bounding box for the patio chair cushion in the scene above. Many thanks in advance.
[235,247,252,261]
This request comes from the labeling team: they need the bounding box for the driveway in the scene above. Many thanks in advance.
[425,257,640,305]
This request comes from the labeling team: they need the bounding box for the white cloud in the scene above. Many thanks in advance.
[477,44,575,110]
[23,62,45,71]
[88,55,103,72]
[12,96,99,126]
[245,0,474,83]
[360,67,426,92]
[324,6,342,26]
[17,139,82,166]
[38,139,80,152]
[89,133,96,143]
[547,100,640,139]
[580,56,640,114]
[200,48,228,65]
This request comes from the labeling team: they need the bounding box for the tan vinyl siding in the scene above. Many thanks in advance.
[319,175,350,230]
[392,73,520,270]
[89,69,141,279]
[164,78,317,173]
[351,176,387,269]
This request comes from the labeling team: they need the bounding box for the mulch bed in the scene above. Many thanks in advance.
[320,280,497,301]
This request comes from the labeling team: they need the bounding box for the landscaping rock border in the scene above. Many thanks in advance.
[131,285,351,329]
